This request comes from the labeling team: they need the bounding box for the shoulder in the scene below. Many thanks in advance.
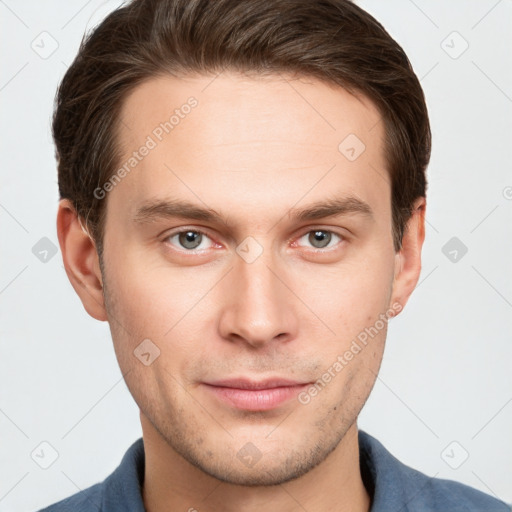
[358,429,511,512]
[405,463,512,511]
[418,475,511,511]
[34,438,146,512]
[35,482,103,512]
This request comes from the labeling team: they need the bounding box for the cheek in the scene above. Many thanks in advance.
[103,249,214,376]
[312,253,394,330]
[104,246,199,336]
[295,255,394,393]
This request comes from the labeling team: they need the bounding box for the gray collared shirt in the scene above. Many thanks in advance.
[37,429,511,511]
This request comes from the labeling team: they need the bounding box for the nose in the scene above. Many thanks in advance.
[217,245,299,349]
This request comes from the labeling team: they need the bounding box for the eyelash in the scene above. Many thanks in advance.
[163,227,345,254]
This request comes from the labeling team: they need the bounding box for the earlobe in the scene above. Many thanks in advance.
[390,197,426,314]
[56,199,107,321]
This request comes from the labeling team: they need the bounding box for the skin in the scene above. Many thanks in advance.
[57,72,425,512]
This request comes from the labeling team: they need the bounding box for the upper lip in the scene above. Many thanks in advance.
[204,378,309,390]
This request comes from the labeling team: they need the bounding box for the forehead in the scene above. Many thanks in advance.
[109,72,389,226]
[118,71,383,150]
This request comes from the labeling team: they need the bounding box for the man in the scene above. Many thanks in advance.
[38,0,510,510]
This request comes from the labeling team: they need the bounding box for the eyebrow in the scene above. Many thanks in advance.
[132,195,374,225]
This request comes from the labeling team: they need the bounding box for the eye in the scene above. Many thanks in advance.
[163,228,344,254]
[296,229,343,250]
[165,229,215,251]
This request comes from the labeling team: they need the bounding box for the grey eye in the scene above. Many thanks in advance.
[296,230,342,250]
[177,231,204,250]
[308,230,333,249]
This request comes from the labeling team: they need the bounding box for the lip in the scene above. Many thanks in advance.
[202,378,310,411]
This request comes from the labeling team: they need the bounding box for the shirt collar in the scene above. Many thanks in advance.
[101,436,146,511]
[359,428,413,511]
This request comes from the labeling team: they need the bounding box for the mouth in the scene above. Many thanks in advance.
[201,378,311,411]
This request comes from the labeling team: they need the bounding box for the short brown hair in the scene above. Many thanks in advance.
[53,0,430,258]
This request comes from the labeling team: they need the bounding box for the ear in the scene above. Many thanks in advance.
[389,197,426,315]
[56,199,107,321]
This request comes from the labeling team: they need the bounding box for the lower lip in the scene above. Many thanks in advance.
[203,384,309,411]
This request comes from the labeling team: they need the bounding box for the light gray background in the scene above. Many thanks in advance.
[1,0,511,510]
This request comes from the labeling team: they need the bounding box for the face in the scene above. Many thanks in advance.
[93,72,409,485]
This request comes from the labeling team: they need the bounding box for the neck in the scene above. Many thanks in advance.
[141,414,371,512]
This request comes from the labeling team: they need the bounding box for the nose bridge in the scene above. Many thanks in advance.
[217,238,297,347]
